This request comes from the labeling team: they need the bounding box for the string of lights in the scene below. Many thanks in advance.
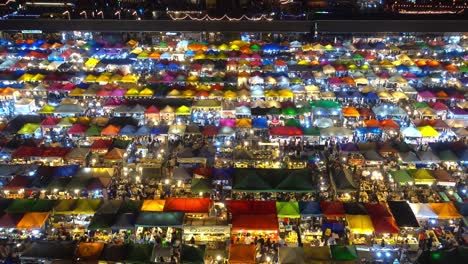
[167,13,273,21]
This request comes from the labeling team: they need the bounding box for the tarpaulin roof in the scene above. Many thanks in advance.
[88,213,116,230]
[16,212,49,229]
[330,245,358,261]
[229,245,256,264]
[20,241,76,260]
[181,244,205,264]
[371,216,399,234]
[75,242,104,261]
[95,200,123,215]
[409,203,438,218]
[191,178,212,193]
[346,214,374,234]
[231,214,279,231]
[389,170,414,184]
[298,201,322,217]
[135,212,184,227]
[331,169,357,192]
[279,246,332,264]
[140,199,165,212]
[0,213,23,228]
[111,213,136,230]
[343,202,368,215]
[364,203,392,217]
[387,201,420,227]
[429,203,462,219]
[320,201,346,218]
[124,243,154,263]
[276,202,300,218]
[226,200,277,215]
[163,198,210,213]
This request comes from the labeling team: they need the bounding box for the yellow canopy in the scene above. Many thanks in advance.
[167,89,181,97]
[182,90,195,98]
[141,200,166,212]
[85,58,100,68]
[224,90,237,99]
[346,214,374,234]
[110,74,123,82]
[39,105,55,114]
[18,123,40,135]
[121,74,138,83]
[84,74,97,83]
[16,212,49,229]
[417,126,439,137]
[429,203,462,219]
[139,88,154,96]
[69,88,85,97]
[176,105,191,115]
[278,89,294,98]
[31,73,46,81]
[125,88,140,96]
[18,73,34,82]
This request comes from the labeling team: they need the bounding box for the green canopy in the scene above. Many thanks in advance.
[250,44,260,51]
[119,200,143,214]
[460,65,468,73]
[30,199,56,212]
[330,245,358,261]
[233,169,315,193]
[233,171,274,192]
[66,176,92,190]
[5,199,37,213]
[352,53,364,61]
[282,107,297,116]
[302,127,321,136]
[190,178,212,193]
[85,126,102,137]
[438,150,459,162]
[46,177,72,190]
[135,212,184,227]
[284,118,301,127]
[276,202,300,218]
[181,244,205,264]
[53,199,76,213]
[389,170,414,185]
[124,243,154,263]
[311,100,340,109]
[268,107,281,115]
[112,139,131,149]
[73,199,102,214]
[88,213,116,230]
[413,102,429,109]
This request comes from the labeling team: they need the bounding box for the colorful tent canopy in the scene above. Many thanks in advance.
[16,212,49,229]
[429,203,462,219]
[276,202,300,218]
[346,214,374,234]
[135,212,184,227]
[163,198,210,213]
[229,245,256,264]
[140,199,165,212]
[409,203,438,218]
[231,214,279,231]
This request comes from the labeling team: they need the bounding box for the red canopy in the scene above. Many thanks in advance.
[380,119,400,130]
[163,198,211,213]
[231,214,279,231]
[320,201,345,218]
[229,245,256,264]
[90,140,112,151]
[41,117,60,127]
[202,125,218,137]
[193,167,213,178]
[12,146,70,159]
[145,105,160,114]
[269,126,303,136]
[226,200,277,215]
[4,176,31,190]
[371,217,399,234]
[364,203,392,217]
[68,124,88,135]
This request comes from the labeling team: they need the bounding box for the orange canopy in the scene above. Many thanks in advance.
[380,119,400,130]
[429,203,462,219]
[365,119,380,128]
[342,107,360,117]
[141,200,166,212]
[101,125,120,136]
[236,118,252,128]
[75,242,105,260]
[16,213,49,229]
[229,245,256,264]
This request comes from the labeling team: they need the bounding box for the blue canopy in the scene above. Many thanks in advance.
[356,127,381,134]
[134,126,151,136]
[365,92,379,101]
[322,222,345,235]
[53,165,80,177]
[252,118,268,129]
[118,125,137,136]
[151,125,169,135]
[299,201,322,217]
[212,168,233,181]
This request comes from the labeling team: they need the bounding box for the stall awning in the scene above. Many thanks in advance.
[191,178,212,193]
[320,201,346,218]
[389,170,414,185]
[276,202,300,218]
[408,169,436,185]
[229,245,256,264]
[88,213,116,230]
[299,201,322,217]
[371,217,400,234]
[226,200,277,215]
[124,244,153,263]
[429,203,462,219]
[330,245,358,261]
[387,201,420,228]
[135,212,184,227]
[75,242,104,261]
[20,241,76,260]
[163,198,211,213]
[346,214,374,234]
[231,214,279,231]
[140,199,165,212]
[279,247,332,264]
[409,203,438,218]
[16,212,49,229]
[0,213,23,228]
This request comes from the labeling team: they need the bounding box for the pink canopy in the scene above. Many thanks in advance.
[111,89,126,97]
[219,118,236,127]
